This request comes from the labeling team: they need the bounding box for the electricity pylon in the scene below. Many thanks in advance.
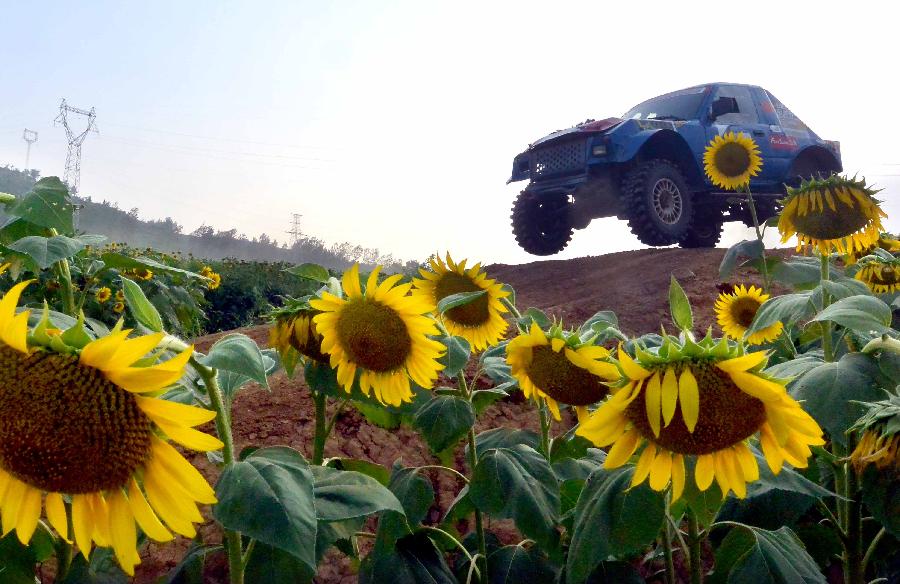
[22,129,38,171]
[54,99,98,196]
[286,213,303,246]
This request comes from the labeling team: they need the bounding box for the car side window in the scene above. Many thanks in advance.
[712,86,759,125]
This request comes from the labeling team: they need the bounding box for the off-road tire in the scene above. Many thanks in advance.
[621,160,694,246]
[511,190,573,255]
[679,207,724,248]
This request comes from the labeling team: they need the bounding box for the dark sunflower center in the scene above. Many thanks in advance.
[624,361,766,454]
[526,345,608,406]
[791,189,870,239]
[433,272,490,327]
[336,299,412,372]
[874,267,900,285]
[714,142,751,178]
[0,346,152,493]
[289,316,328,363]
[729,296,760,328]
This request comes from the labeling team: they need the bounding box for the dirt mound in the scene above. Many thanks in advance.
[137,247,775,583]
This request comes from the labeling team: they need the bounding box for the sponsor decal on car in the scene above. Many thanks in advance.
[769,133,799,151]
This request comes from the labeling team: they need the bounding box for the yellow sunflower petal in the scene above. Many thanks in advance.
[649,449,673,491]
[671,454,686,502]
[661,367,678,426]
[341,264,362,297]
[645,373,662,438]
[107,490,139,576]
[618,345,651,380]
[678,368,699,432]
[695,454,715,491]
[136,396,216,427]
[46,492,70,542]
[716,351,767,374]
[604,427,641,468]
[15,486,42,545]
[155,419,225,452]
[632,444,656,486]
[71,494,94,558]
[127,478,173,542]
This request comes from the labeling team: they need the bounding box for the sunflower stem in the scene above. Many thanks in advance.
[460,372,489,582]
[193,358,244,584]
[538,400,552,460]
[687,508,703,584]
[312,391,328,465]
[820,254,834,362]
[55,509,74,580]
[55,258,76,316]
[862,527,887,576]
[844,435,865,584]
[744,187,771,294]
[661,511,676,584]
[500,296,522,320]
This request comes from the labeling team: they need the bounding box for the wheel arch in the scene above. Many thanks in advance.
[789,146,842,177]
[633,130,705,189]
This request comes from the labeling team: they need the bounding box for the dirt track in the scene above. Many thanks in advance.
[137,247,779,583]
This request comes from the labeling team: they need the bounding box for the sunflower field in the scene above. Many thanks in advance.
[0,135,898,584]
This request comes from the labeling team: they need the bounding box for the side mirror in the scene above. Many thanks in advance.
[709,96,739,121]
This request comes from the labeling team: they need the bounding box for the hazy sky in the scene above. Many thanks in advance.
[1,1,898,265]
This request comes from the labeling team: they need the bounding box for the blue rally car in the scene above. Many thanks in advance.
[507,83,842,254]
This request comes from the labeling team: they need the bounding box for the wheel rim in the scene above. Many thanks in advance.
[652,178,683,225]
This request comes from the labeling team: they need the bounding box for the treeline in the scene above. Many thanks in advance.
[0,165,410,271]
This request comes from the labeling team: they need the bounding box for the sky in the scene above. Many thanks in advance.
[1,1,899,265]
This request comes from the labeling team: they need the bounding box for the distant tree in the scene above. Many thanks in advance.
[192,224,215,238]
[0,165,38,196]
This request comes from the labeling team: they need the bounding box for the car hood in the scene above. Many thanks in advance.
[529,117,623,148]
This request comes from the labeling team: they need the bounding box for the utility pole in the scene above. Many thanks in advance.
[22,129,38,171]
[54,98,98,197]
[286,213,303,246]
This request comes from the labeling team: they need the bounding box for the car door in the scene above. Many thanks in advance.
[704,84,778,188]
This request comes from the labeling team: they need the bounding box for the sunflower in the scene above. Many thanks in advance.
[412,253,509,351]
[778,174,887,256]
[136,268,153,281]
[269,307,328,363]
[845,233,900,265]
[703,132,763,191]
[850,391,900,472]
[714,284,783,345]
[95,287,112,304]
[506,322,620,421]
[855,256,900,294]
[113,301,125,313]
[115,289,125,302]
[577,338,823,500]
[310,264,445,406]
[199,266,222,290]
[0,282,222,575]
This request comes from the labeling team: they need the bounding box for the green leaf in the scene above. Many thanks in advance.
[243,541,314,584]
[720,239,764,280]
[747,292,814,335]
[501,283,516,308]
[310,465,405,522]
[200,333,270,390]
[437,290,486,315]
[668,276,693,331]
[353,400,401,429]
[764,355,823,380]
[817,278,871,301]
[387,465,435,526]
[8,177,74,234]
[59,547,129,583]
[218,349,278,404]
[213,447,317,572]
[100,252,204,279]
[7,234,83,268]
[518,307,552,330]
[859,464,900,538]
[708,525,825,584]
[471,387,509,414]
[325,458,391,486]
[360,532,457,584]
[566,467,665,584]
[284,263,330,283]
[812,294,893,334]
[0,532,39,584]
[437,334,470,378]
[163,543,222,584]
[584,561,644,584]
[792,353,889,446]
[470,444,560,549]
[413,395,475,453]
[119,276,164,332]
[471,427,541,460]
[489,545,556,584]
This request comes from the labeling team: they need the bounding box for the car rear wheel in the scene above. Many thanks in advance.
[621,160,694,246]
[679,207,724,248]
[510,191,574,255]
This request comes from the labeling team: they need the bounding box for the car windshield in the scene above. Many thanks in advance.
[623,88,707,121]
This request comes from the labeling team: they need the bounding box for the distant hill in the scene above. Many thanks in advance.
[0,165,408,271]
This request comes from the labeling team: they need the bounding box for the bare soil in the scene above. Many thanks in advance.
[136,247,782,583]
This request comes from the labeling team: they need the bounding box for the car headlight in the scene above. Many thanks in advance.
[592,145,607,156]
